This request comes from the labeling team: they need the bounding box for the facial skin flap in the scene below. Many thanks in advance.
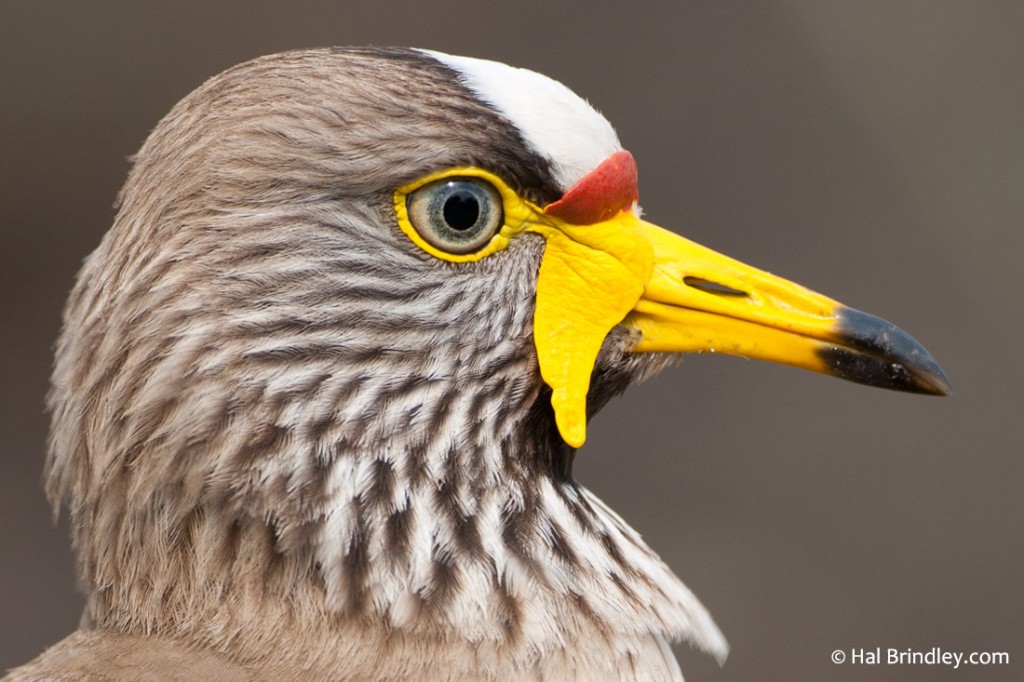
[544,150,639,225]
[530,153,652,448]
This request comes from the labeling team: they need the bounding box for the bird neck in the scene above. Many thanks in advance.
[70,389,708,670]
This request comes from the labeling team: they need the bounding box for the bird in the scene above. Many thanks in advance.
[6,47,949,681]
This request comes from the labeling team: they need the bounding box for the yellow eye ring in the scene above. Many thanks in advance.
[394,167,544,263]
[406,176,503,254]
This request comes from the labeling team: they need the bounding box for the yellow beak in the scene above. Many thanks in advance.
[628,220,950,389]
[530,211,950,448]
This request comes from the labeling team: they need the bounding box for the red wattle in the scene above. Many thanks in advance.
[543,150,638,225]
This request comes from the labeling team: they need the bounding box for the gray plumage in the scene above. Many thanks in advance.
[8,48,726,680]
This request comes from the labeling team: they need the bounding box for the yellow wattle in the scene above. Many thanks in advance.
[528,211,653,447]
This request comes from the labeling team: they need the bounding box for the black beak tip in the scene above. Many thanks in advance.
[819,307,952,397]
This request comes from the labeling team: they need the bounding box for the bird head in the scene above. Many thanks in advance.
[45,47,948,672]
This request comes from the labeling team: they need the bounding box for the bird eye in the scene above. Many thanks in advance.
[406,177,504,254]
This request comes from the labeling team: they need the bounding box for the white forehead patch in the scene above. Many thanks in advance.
[421,50,622,192]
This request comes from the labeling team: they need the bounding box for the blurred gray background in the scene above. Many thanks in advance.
[2,2,1021,680]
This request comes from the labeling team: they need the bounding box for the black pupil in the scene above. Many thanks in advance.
[443,190,480,231]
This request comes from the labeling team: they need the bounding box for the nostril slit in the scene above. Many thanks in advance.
[684,276,749,298]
